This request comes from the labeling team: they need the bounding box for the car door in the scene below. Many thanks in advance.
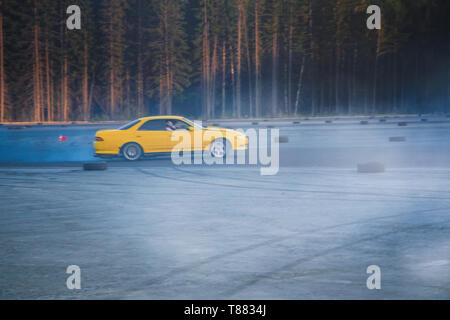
[134,119,171,153]
[171,119,195,151]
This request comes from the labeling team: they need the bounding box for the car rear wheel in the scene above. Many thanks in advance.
[122,142,143,161]
[209,139,230,158]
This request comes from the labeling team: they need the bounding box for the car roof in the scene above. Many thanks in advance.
[137,115,185,121]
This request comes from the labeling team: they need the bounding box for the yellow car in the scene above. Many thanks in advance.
[94,116,248,161]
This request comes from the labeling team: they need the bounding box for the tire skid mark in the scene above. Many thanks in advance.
[2,166,449,197]
[0,182,195,198]
[172,166,450,196]
[122,202,450,296]
[137,168,450,202]
[221,218,450,297]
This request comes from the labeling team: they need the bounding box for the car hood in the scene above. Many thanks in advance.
[205,126,240,134]
[205,126,246,137]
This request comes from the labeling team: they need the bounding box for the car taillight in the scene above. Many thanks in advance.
[95,137,104,141]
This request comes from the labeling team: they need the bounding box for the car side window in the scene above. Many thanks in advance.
[119,119,141,130]
[173,120,191,131]
[138,119,167,131]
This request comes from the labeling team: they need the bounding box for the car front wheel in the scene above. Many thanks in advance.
[209,139,229,158]
[122,142,143,161]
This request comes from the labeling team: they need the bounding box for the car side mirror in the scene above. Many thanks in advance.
[188,126,194,131]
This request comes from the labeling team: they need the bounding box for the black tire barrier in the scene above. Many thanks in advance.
[379,119,387,122]
[389,136,406,142]
[212,123,220,127]
[267,125,275,128]
[252,122,259,125]
[421,119,428,122]
[325,120,333,124]
[293,121,300,124]
[83,162,107,171]
[357,162,385,173]
[398,122,408,126]
[275,136,289,143]
[360,121,369,125]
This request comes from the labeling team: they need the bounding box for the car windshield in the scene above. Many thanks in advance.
[182,118,204,130]
[119,119,141,130]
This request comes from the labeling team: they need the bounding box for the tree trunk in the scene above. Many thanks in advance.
[63,57,68,121]
[363,51,369,114]
[137,65,144,116]
[308,0,314,116]
[415,50,420,112]
[254,0,261,118]
[372,55,379,114]
[83,40,89,121]
[320,70,325,114]
[109,7,115,118]
[287,24,293,116]
[372,28,383,114]
[347,50,352,114]
[221,41,226,118]
[271,15,278,117]
[126,70,131,118]
[33,3,41,122]
[229,44,236,117]
[88,72,95,117]
[202,0,210,118]
[159,69,164,114]
[447,60,450,113]
[45,37,52,122]
[400,56,406,113]
[236,0,243,118]
[49,62,54,121]
[210,36,218,119]
[294,55,306,115]
[58,0,63,121]
[328,51,333,113]
[335,48,340,114]
[164,6,171,115]
[242,6,253,118]
[364,84,368,114]
[284,62,288,114]
[352,47,357,115]
[391,53,397,114]
[0,2,4,123]
[164,48,169,114]
[109,55,115,117]
[137,0,144,117]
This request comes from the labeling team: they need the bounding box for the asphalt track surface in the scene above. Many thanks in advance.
[1,116,450,299]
